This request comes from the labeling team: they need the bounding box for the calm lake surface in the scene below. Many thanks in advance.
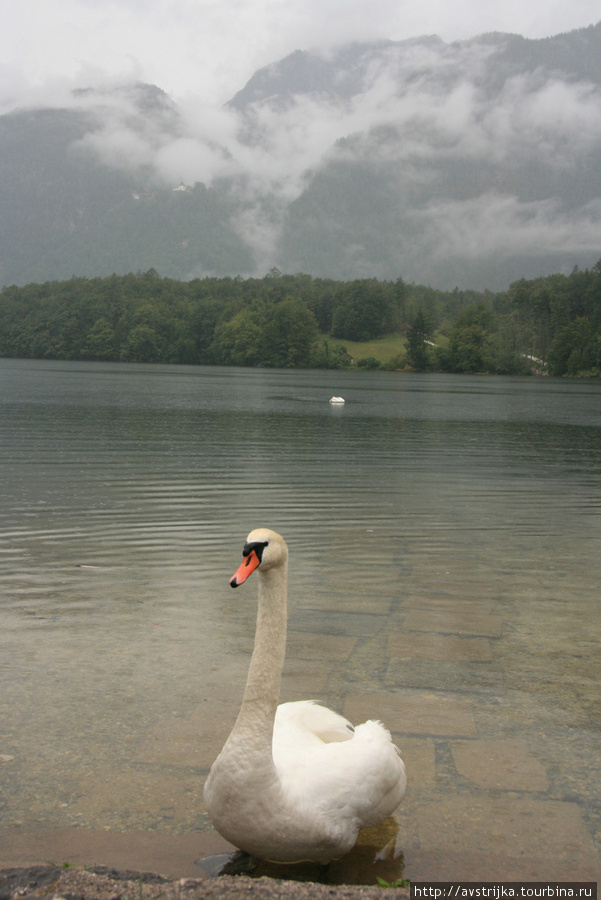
[0,358,600,882]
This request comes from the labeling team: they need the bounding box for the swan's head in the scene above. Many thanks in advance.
[230,528,288,588]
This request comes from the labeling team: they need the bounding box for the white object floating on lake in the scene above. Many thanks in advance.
[329,396,345,404]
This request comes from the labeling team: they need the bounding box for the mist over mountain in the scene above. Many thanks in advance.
[1,22,600,290]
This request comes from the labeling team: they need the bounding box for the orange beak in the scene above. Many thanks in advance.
[230,549,261,588]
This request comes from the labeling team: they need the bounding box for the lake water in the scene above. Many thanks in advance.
[0,358,600,883]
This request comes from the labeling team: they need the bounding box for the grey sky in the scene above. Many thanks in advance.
[1,0,600,112]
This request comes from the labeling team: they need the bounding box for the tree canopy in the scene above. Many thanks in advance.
[0,263,600,375]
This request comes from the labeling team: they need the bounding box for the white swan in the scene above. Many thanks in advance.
[203,528,406,864]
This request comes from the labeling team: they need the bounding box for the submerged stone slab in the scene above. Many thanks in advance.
[404,848,601,882]
[388,632,493,661]
[281,656,330,693]
[395,737,436,785]
[415,794,598,864]
[451,739,549,791]
[385,658,503,693]
[67,767,204,832]
[406,595,497,614]
[286,631,357,661]
[135,695,238,769]
[344,690,477,737]
[290,608,386,637]
[404,609,504,637]
[307,588,393,615]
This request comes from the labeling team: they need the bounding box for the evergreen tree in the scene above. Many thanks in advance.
[406,309,429,371]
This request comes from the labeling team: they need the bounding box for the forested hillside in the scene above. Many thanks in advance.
[1,264,599,375]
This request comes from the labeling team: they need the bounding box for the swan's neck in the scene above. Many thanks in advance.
[229,562,288,756]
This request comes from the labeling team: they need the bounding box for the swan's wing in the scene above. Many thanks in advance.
[275,700,354,745]
[341,720,407,826]
[274,713,407,831]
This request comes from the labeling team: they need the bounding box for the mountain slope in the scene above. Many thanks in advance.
[1,24,600,290]
[0,85,251,286]
[232,24,601,288]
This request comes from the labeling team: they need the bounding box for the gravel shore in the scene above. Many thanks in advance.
[0,866,410,900]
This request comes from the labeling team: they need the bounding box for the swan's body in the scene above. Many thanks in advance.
[203,529,406,863]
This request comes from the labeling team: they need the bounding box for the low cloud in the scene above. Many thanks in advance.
[69,35,601,191]
[31,32,601,284]
[409,194,601,260]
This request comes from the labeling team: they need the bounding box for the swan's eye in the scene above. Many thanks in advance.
[242,540,268,563]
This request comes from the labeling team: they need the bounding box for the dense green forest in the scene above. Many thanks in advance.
[1,263,600,376]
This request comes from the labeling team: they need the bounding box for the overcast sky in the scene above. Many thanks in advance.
[1,0,600,113]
